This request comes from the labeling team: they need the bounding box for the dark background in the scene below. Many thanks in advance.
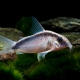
[0,2,80,28]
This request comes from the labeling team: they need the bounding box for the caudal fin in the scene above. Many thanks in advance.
[0,36,16,54]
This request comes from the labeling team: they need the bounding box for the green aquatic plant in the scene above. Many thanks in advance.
[0,62,23,80]
[16,17,32,36]
[14,54,37,73]
[23,47,80,80]
[0,47,80,80]
[0,42,5,51]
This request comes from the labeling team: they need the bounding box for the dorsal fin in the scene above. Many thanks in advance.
[29,16,45,35]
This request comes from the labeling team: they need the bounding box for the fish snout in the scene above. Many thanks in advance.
[66,42,73,50]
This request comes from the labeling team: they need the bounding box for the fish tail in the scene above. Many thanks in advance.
[0,36,16,54]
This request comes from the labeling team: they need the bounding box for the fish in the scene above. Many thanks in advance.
[0,17,72,61]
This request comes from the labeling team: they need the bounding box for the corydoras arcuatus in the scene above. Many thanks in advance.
[0,17,72,61]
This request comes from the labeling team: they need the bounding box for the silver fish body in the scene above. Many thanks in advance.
[12,31,54,53]
[12,30,72,54]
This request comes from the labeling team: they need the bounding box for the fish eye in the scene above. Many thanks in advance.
[57,37,63,42]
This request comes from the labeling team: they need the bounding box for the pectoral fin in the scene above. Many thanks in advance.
[16,51,23,54]
[37,49,53,61]
[37,52,46,61]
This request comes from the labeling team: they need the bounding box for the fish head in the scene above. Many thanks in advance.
[52,32,72,51]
